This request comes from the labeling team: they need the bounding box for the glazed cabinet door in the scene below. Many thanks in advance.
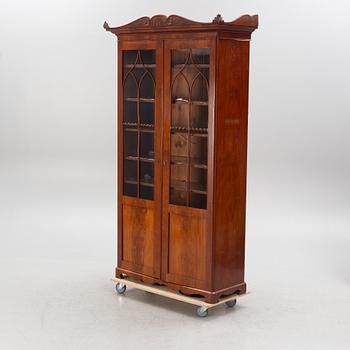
[161,39,215,290]
[118,41,162,278]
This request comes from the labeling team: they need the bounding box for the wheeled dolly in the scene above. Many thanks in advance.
[113,277,246,317]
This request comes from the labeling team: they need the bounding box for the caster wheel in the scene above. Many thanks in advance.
[197,306,208,317]
[115,283,126,295]
[225,299,237,308]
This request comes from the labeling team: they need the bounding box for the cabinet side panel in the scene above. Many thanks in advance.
[213,38,250,291]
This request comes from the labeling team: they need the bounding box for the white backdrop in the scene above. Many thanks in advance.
[0,0,349,349]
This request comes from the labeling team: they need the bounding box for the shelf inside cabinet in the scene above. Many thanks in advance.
[124,179,154,187]
[124,128,154,133]
[172,99,208,106]
[124,179,138,185]
[172,64,210,69]
[123,122,154,127]
[124,97,155,103]
[125,156,154,163]
[170,126,208,136]
[170,180,207,195]
[123,122,155,133]
[124,64,156,68]
[140,181,154,187]
[170,156,207,169]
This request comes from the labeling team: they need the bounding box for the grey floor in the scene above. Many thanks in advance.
[1,163,349,350]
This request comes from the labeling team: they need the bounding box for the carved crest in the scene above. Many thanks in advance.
[114,14,199,29]
[104,14,258,35]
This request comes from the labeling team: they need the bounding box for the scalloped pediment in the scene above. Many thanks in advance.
[104,14,258,35]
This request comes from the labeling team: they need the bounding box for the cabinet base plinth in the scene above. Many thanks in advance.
[115,267,247,304]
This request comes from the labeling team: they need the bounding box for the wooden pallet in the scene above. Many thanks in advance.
[112,277,247,317]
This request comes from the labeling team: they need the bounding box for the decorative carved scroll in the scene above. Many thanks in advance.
[123,14,199,28]
[104,14,258,35]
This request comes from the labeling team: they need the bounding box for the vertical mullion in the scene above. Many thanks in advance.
[187,104,192,207]
[136,50,141,198]
[204,51,209,206]
[186,51,192,207]
[122,52,125,196]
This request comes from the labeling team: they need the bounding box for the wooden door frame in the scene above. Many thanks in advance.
[161,37,217,290]
[117,40,163,278]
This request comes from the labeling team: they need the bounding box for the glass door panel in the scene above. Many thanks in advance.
[122,49,156,200]
[169,48,209,209]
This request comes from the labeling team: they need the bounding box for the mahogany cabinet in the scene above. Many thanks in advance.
[104,14,258,303]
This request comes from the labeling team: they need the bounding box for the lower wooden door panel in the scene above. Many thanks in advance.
[119,197,161,278]
[162,206,209,290]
